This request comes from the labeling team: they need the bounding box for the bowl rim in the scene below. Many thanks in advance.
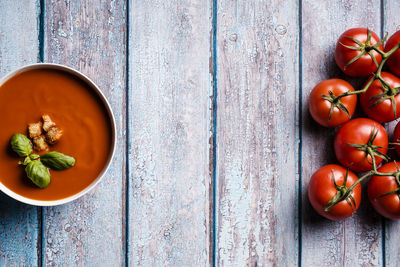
[0,63,117,206]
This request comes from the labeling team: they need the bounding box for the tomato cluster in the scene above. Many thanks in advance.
[308,28,400,221]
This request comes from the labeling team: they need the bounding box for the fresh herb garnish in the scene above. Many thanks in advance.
[25,160,50,188]
[10,133,75,189]
[41,151,75,170]
[11,133,32,157]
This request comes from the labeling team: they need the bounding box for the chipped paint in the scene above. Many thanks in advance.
[215,0,299,265]
[128,0,212,265]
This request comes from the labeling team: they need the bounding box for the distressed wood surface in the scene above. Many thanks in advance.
[127,0,212,266]
[2,0,400,266]
[215,0,299,265]
[42,1,126,266]
[301,1,383,266]
[0,1,40,266]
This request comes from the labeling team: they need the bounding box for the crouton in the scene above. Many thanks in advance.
[33,135,48,151]
[28,122,42,138]
[42,114,56,132]
[45,127,63,144]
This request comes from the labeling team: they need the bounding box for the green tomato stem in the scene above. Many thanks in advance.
[323,36,400,212]
[332,36,400,104]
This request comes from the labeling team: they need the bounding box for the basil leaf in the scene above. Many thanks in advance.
[41,151,75,170]
[11,134,32,157]
[25,160,50,188]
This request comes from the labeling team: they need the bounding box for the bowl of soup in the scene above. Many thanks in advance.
[0,63,116,206]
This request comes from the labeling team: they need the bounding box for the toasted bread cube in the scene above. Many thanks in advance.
[28,122,42,138]
[45,127,63,144]
[42,114,56,132]
[33,135,48,151]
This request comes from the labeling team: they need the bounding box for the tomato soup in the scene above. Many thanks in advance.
[0,68,112,201]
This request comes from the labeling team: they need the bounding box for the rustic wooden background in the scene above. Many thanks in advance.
[0,0,399,266]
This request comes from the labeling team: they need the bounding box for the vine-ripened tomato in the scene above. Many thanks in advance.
[309,79,357,127]
[394,121,400,156]
[385,30,400,77]
[308,164,361,220]
[360,72,400,123]
[335,28,383,77]
[334,118,388,172]
[368,162,400,220]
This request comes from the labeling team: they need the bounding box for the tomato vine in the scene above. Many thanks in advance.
[309,28,400,220]
[333,30,400,118]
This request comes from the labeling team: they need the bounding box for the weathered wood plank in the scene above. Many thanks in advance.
[301,1,382,266]
[128,0,212,265]
[382,1,400,265]
[0,1,40,266]
[215,0,299,265]
[42,1,126,266]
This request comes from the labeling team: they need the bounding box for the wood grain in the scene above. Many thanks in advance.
[0,1,40,266]
[301,1,382,266]
[383,1,400,265]
[42,1,126,266]
[215,0,299,265]
[2,1,399,266]
[128,0,213,265]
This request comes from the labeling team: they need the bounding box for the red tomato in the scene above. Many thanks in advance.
[394,121,400,156]
[360,72,400,123]
[309,79,357,127]
[368,162,400,220]
[334,118,388,172]
[308,164,361,220]
[385,30,400,77]
[335,28,383,77]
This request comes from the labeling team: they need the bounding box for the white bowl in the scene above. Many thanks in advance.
[0,63,116,206]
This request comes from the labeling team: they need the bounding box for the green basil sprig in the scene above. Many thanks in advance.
[41,151,75,170]
[25,160,50,188]
[11,133,32,157]
[10,133,76,189]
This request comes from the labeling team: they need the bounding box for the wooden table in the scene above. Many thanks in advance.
[1,0,399,266]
